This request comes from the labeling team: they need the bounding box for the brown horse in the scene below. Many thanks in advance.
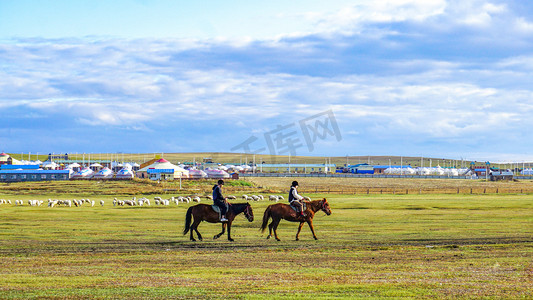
[261,198,331,241]
[184,202,253,241]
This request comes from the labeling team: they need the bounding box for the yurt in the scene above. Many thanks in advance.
[204,168,230,179]
[116,164,134,179]
[71,167,94,179]
[93,167,114,179]
[67,162,81,172]
[42,161,59,170]
[0,153,23,166]
[188,169,208,179]
[137,158,189,179]
[89,163,103,172]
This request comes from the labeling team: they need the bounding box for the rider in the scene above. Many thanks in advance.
[289,180,306,217]
[212,179,229,222]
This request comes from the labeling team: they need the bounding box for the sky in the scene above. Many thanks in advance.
[1,0,533,162]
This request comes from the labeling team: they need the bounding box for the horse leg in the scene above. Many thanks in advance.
[214,223,226,239]
[227,222,234,242]
[295,222,305,241]
[271,218,282,241]
[307,220,318,240]
[192,219,203,241]
[189,220,197,241]
[267,220,275,239]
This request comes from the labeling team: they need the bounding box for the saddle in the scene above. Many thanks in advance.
[289,201,306,213]
[211,205,222,219]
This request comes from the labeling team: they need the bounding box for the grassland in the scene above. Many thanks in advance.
[0,178,532,299]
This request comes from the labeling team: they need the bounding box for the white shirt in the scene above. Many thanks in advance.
[291,187,304,202]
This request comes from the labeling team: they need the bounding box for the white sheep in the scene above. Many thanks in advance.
[192,196,201,203]
[100,200,105,206]
[269,195,279,202]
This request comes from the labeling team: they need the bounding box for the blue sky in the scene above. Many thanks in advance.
[1,0,533,162]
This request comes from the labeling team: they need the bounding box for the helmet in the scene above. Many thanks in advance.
[291,181,299,187]
[218,179,225,185]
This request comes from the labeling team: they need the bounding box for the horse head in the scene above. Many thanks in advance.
[320,198,331,215]
[244,203,254,222]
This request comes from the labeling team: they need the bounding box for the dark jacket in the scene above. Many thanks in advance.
[212,184,225,203]
[212,184,228,214]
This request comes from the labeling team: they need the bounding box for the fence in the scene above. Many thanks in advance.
[234,173,533,195]
[295,187,533,195]
[240,172,533,180]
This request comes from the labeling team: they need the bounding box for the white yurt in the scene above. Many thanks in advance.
[204,168,230,179]
[67,162,81,172]
[93,167,114,179]
[42,161,59,170]
[71,167,94,179]
[188,169,208,179]
[137,158,189,179]
[115,168,134,179]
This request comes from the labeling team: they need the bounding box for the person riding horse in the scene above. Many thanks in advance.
[289,181,306,217]
[213,179,228,222]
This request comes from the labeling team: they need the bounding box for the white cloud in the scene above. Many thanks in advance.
[2,1,533,159]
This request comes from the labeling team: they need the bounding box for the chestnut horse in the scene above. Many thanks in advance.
[184,202,253,241]
[261,198,331,241]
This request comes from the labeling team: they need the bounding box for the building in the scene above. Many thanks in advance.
[0,170,71,182]
[0,164,40,170]
[256,163,336,173]
[146,169,175,181]
[490,170,514,181]
[344,164,374,174]
[474,168,489,177]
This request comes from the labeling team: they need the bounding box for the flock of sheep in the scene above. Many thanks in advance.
[0,193,294,208]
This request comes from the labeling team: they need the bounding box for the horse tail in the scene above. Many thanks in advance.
[183,206,193,235]
[260,205,272,233]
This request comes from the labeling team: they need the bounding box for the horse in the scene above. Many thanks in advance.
[261,198,331,241]
[184,202,254,241]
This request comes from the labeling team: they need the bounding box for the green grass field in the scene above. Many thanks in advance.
[0,192,531,299]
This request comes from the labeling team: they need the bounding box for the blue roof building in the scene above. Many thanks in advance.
[0,170,71,182]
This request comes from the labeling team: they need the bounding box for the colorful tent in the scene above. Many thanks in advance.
[137,158,189,179]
